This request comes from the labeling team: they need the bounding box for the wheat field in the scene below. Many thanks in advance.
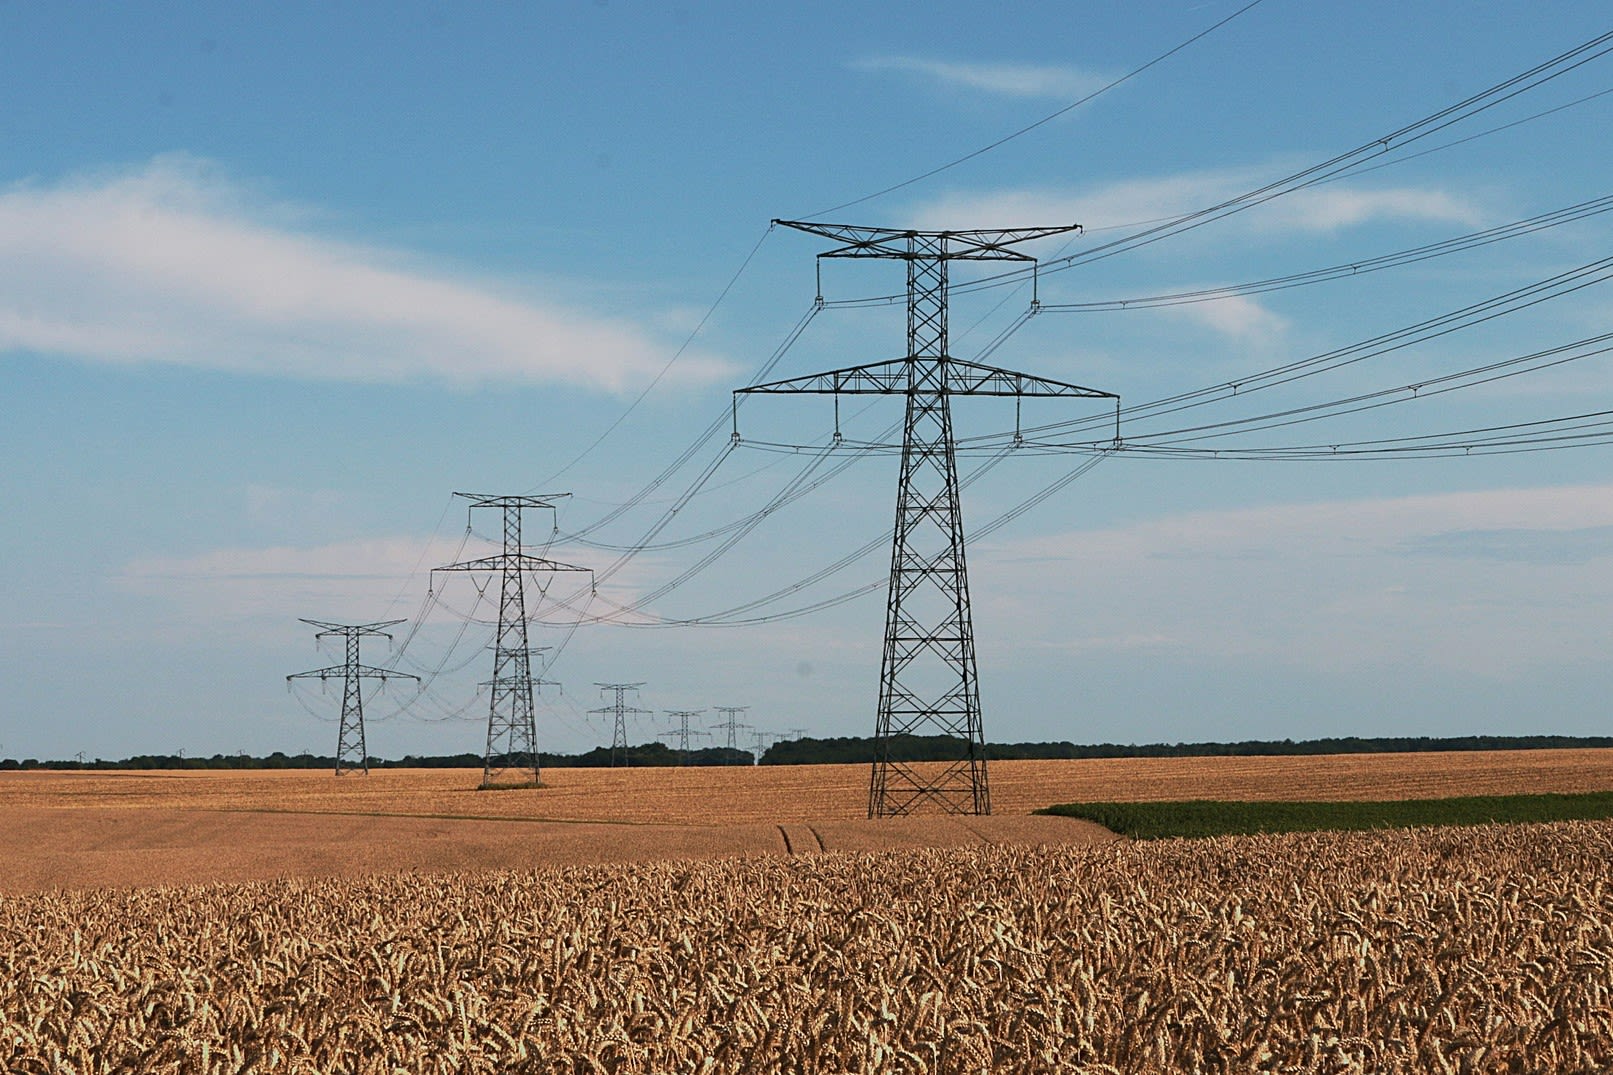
[2,821,1609,1074]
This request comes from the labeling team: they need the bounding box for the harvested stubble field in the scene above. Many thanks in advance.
[3,821,1610,1074]
[3,749,1610,892]
[8,748,1613,823]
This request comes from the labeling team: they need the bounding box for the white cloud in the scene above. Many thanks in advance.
[0,155,731,390]
[980,482,1613,678]
[908,166,1484,236]
[1165,293,1289,343]
[1264,187,1484,234]
[850,56,1109,99]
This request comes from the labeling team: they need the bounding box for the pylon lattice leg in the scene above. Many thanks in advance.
[484,504,539,787]
[870,235,990,818]
[335,633,369,775]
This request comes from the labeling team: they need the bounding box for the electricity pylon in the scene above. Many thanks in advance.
[750,728,778,766]
[434,493,589,788]
[663,710,709,765]
[712,705,751,764]
[736,221,1119,817]
[590,683,650,766]
[288,619,417,776]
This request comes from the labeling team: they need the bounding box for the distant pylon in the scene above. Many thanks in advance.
[590,683,650,766]
[434,493,590,788]
[737,221,1119,817]
[750,728,777,766]
[288,619,418,776]
[663,710,709,765]
[712,705,751,764]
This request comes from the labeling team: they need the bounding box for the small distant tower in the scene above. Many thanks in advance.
[663,710,709,766]
[288,619,418,776]
[712,705,751,765]
[590,683,650,766]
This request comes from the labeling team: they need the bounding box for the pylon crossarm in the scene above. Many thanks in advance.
[941,359,1117,399]
[288,665,414,681]
[453,492,570,509]
[287,666,345,681]
[736,358,912,395]
[773,220,1080,261]
[735,356,1116,400]
[298,618,406,637]
[434,554,590,574]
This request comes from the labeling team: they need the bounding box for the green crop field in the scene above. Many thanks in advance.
[1036,790,1613,838]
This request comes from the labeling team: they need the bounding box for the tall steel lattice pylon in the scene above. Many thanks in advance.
[434,493,589,788]
[736,221,1119,817]
[590,682,649,766]
[287,619,418,776]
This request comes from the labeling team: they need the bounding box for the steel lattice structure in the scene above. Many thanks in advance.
[712,705,751,764]
[737,220,1118,817]
[662,709,709,766]
[434,493,588,788]
[288,619,417,776]
[590,682,649,767]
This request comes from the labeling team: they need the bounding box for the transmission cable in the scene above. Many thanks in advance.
[828,29,1613,311]
[1035,193,1613,315]
[806,0,1269,217]
[1119,330,1613,449]
[995,251,1613,446]
[558,299,823,544]
[534,223,774,488]
[593,449,1114,629]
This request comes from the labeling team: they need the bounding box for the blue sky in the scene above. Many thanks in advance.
[4,2,1613,760]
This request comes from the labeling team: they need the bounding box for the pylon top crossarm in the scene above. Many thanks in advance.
[297,618,406,638]
[452,493,571,509]
[736,357,1117,399]
[773,220,1081,261]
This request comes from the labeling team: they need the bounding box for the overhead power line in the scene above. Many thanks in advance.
[535,224,775,488]
[806,0,1271,217]
[1035,193,1613,314]
[828,28,1613,311]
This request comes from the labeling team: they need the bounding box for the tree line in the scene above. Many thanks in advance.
[4,733,1610,771]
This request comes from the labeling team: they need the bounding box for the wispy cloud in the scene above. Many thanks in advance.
[908,166,1484,236]
[0,155,731,390]
[1400,524,1613,566]
[116,536,461,623]
[1165,292,1289,343]
[116,532,645,627]
[981,483,1613,678]
[850,55,1110,100]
